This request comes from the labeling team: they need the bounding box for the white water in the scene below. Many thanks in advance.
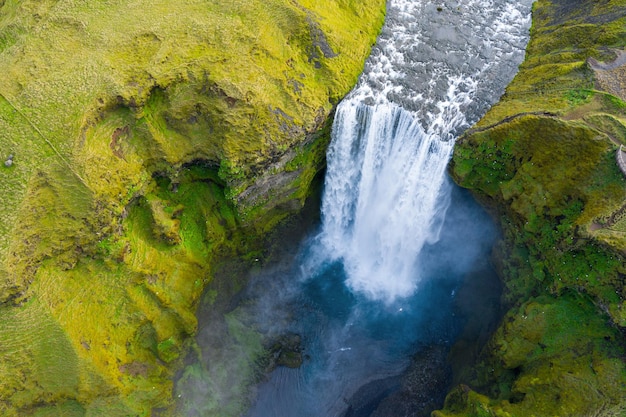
[316,0,533,303]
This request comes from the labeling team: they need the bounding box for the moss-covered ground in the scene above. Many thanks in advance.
[440,0,626,415]
[0,0,386,414]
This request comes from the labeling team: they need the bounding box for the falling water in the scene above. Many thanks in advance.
[319,102,456,302]
[317,0,533,303]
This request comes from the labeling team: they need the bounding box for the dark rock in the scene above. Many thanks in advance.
[342,375,402,417]
[276,349,302,368]
[369,345,451,417]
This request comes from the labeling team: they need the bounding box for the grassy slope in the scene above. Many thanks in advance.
[437,0,626,416]
[0,0,385,415]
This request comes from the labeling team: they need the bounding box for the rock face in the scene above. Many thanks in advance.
[436,0,626,416]
[0,1,385,415]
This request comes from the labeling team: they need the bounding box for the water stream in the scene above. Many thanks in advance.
[187,1,533,416]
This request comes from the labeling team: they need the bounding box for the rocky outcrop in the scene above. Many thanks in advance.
[369,345,451,417]
[437,0,626,416]
[589,49,626,101]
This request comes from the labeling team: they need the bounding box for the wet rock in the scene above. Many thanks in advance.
[369,345,451,417]
[276,348,302,368]
[339,345,451,417]
[342,376,401,417]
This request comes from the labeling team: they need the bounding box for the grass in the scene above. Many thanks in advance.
[0,298,80,415]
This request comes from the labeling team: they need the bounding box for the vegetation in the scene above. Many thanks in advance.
[441,0,626,415]
[0,0,386,415]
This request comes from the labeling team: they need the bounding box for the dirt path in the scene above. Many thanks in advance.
[589,49,626,101]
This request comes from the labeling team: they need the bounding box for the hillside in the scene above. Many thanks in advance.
[0,1,385,415]
[439,0,626,415]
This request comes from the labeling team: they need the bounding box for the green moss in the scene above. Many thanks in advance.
[4,165,95,304]
[432,386,494,417]
[30,401,86,417]
[440,295,626,417]
[454,294,625,417]
[157,338,179,364]
[603,93,626,112]
[564,88,594,106]
[0,298,79,411]
[584,113,626,145]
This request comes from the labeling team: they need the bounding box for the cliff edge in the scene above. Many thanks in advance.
[439,0,626,415]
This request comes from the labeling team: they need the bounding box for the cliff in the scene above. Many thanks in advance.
[438,0,626,415]
[0,0,385,415]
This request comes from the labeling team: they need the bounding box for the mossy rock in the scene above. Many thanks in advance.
[453,114,626,313]
[439,294,626,417]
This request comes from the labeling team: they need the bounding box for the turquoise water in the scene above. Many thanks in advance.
[245,183,499,417]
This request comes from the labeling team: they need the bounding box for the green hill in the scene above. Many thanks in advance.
[0,1,385,415]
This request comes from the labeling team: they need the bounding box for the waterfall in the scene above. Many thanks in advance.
[241,1,534,416]
[316,0,533,303]
[320,102,454,302]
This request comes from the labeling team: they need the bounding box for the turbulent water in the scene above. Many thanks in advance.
[317,0,533,303]
[197,1,533,416]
